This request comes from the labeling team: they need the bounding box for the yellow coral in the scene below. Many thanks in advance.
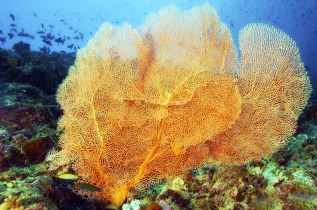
[47,4,311,207]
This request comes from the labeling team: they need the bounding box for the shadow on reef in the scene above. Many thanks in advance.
[0,41,316,209]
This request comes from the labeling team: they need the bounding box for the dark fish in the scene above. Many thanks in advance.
[42,39,52,46]
[60,50,66,53]
[32,12,38,17]
[11,28,17,33]
[74,183,102,192]
[60,19,65,22]
[0,30,2,34]
[67,43,74,49]
[17,32,30,38]
[49,25,54,28]
[305,66,310,70]
[69,26,73,30]
[7,33,14,39]
[37,31,45,34]
[45,33,55,40]
[79,32,84,40]
[0,37,6,44]
[10,24,16,27]
[29,35,34,39]
[10,14,15,21]
[41,23,44,29]
[55,37,65,45]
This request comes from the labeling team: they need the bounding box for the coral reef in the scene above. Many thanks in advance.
[47,4,311,207]
[0,4,316,210]
[0,82,58,170]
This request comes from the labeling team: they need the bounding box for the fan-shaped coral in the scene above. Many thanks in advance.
[47,4,311,207]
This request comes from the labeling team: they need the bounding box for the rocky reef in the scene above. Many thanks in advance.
[0,42,93,209]
[0,42,316,209]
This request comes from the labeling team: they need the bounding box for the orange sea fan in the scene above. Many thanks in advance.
[47,4,311,207]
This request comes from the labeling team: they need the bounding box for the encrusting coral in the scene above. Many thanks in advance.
[46,4,312,207]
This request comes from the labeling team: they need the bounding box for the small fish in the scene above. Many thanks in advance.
[42,39,52,46]
[41,23,44,29]
[10,24,16,27]
[0,37,6,45]
[10,14,15,21]
[18,32,30,38]
[8,33,14,39]
[67,43,74,49]
[55,37,64,45]
[58,173,79,180]
[74,183,102,192]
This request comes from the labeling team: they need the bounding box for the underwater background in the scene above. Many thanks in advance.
[1,0,316,92]
[0,0,316,209]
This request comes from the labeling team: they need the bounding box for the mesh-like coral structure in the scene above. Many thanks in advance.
[47,4,312,206]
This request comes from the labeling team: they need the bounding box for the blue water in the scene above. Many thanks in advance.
[0,0,316,90]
